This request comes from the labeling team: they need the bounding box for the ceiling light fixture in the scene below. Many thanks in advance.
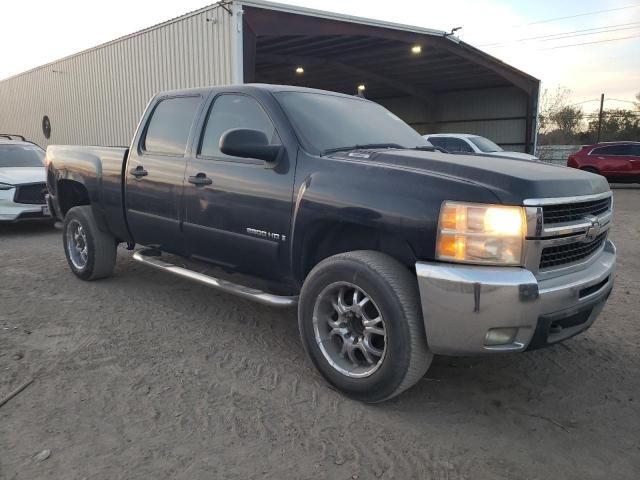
[411,45,422,54]
[357,84,366,91]
[295,66,304,74]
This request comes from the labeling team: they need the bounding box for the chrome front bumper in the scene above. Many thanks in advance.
[415,240,616,355]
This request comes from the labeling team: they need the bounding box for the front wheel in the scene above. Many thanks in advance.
[298,251,432,403]
[63,206,117,281]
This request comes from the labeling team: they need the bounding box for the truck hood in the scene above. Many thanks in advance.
[341,149,609,204]
[0,167,46,186]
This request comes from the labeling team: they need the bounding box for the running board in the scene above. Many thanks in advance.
[132,248,298,308]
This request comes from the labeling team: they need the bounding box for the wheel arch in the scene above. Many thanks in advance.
[56,178,113,236]
[294,220,417,285]
[57,179,91,217]
[580,165,601,174]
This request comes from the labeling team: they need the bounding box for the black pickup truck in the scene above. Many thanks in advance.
[46,84,616,402]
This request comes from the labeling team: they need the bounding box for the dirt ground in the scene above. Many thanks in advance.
[1,188,639,480]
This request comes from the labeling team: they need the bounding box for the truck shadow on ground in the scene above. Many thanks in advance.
[0,220,56,237]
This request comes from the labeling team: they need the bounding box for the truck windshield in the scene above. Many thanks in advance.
[468,136,504,153]
[0,145,45,167]
[274,92,431,155]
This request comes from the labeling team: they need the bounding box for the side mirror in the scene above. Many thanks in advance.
[219,128,282,164]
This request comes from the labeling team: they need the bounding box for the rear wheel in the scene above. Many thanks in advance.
[298,251,432,403]
[63,206,117,280]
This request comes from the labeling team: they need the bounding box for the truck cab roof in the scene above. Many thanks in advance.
[156,83,368,101]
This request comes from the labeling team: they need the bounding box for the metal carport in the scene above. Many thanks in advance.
[241,2,540,153]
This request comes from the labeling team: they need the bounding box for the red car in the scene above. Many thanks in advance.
[567,141,640,182]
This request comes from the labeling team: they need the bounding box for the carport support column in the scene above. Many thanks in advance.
[243,20,257,83]
[231,2,245,84]
[525,86,539,155]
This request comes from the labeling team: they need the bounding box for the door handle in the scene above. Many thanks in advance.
[129,166,148,178]
[188,173,213,186]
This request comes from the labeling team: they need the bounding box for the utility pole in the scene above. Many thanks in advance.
[596,93,604,143]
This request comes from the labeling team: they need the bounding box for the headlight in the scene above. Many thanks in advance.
[436,201,526,265]
[0,182,14,190]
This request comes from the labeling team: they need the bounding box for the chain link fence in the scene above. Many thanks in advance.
[536,145,582,166]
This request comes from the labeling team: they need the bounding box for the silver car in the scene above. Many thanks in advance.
[424,133,539,161]
[0,136,49,222]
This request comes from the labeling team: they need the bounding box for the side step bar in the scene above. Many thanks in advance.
[132,248,298,308]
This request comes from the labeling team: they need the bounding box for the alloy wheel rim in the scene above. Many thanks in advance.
[66,219,89,270]
[312,282,387,378]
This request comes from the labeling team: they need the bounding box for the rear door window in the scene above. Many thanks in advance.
[445,138,474,153]
[591,145,630,156]
[428,137,448,150]
[143,96,201,156]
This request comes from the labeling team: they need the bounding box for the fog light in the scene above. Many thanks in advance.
[484,328,518,346]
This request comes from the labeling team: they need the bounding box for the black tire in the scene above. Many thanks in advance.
[62,206,117,281]
[298,251,432,403]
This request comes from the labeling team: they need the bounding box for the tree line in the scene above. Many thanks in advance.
[538,87,640,145]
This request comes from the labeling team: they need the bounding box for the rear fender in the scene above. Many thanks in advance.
[46,146,107,231]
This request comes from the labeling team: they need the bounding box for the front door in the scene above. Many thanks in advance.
[629,144,640,176]
[125,94,203,253]
[182,93,295,280]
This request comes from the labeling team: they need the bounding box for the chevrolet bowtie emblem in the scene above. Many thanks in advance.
[583,215,601,243]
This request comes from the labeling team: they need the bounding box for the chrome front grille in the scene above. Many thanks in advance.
[542,197,612,224]
[539,232,608,269]
[524,192,613,275]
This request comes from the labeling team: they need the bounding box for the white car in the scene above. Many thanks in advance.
[0,136,50,222]
[423,133,538,161]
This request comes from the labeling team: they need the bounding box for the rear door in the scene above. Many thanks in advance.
[182,92,295,280]
[589,144,633,176]
[125,94,204,253]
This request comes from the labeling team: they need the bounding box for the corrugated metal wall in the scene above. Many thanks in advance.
[376,87,530,151]
[0,4,236,148]
[377,97,433,134]
[434,87,529,151]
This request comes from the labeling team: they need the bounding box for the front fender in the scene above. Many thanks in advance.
[289,159,499,283]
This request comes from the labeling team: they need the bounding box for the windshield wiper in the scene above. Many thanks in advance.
[412,145,449,153]
[321,143,403,156]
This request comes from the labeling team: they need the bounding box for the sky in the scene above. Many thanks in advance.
[1,0,638,112]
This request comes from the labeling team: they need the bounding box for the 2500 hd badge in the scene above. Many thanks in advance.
[247,227,287,242]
